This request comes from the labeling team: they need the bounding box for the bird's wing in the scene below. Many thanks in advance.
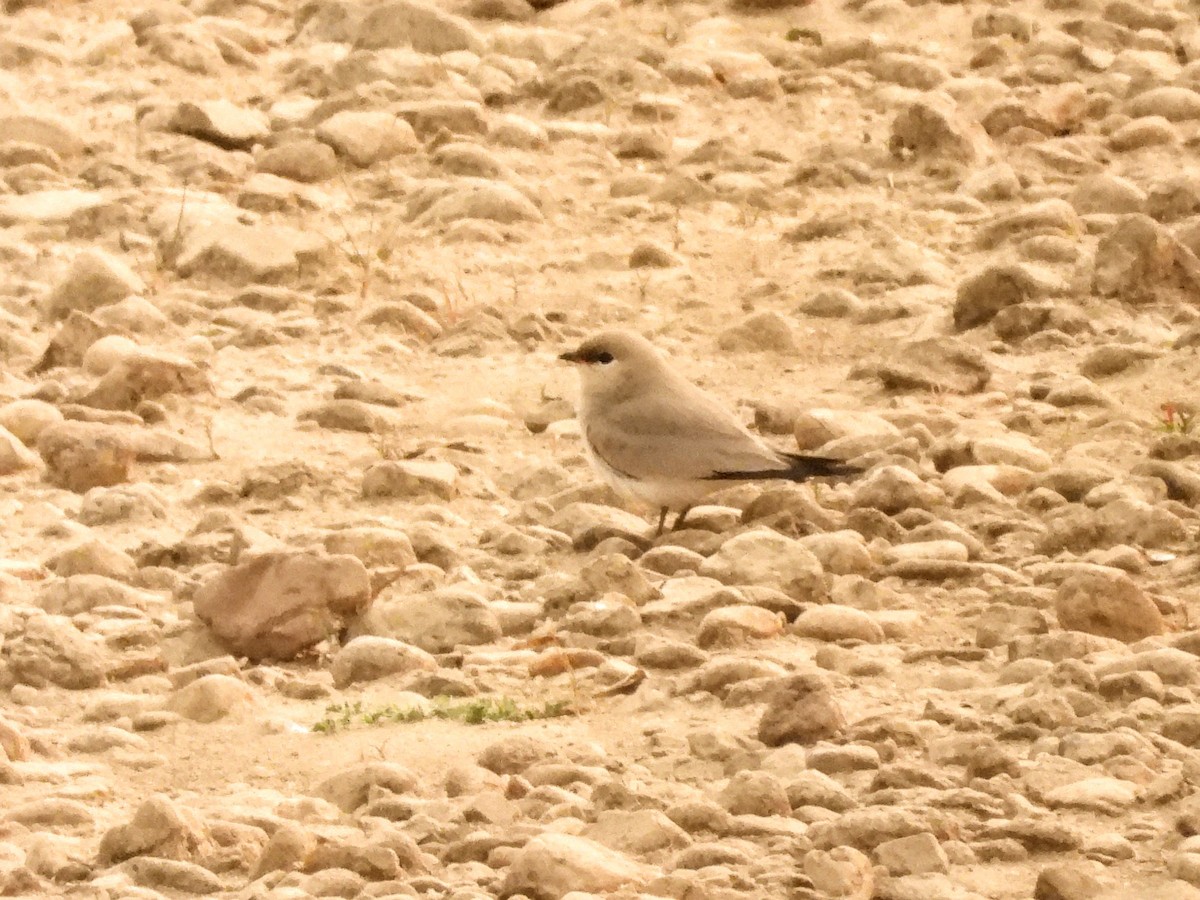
[585,385,785,481]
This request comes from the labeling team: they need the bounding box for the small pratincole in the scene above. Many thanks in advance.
[559,329,861,534]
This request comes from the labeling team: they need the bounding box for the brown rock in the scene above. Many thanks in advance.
[97,795,213,865]
[757,673,846,746]
[37,420,135,492]
[192,552,372,661]
[1055,571,1165,642]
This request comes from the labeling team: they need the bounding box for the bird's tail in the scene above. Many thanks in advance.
[709,453,862,482]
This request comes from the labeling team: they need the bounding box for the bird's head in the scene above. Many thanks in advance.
[559,330,666,404]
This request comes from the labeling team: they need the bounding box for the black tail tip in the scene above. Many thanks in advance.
[784,453,863,480]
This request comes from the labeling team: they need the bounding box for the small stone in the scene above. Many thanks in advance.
[1056,570,1165,642]
[256,139,337,182]
[717,312,796,353]
[0,426,40,475]
[757,673,845,746]
[502,833,654,898]
[355,0,485,54]
[697,605,784,648]
[793,605,885,644]
[169,100,270,150]
[719,770,790,817]
[316,111,419,167]
[1034,862,1104,900]
[192,552,372,661]
[953,263,1059,331]
[874,338,992,394]
[314,761,418,812]
[699,529,825,601]
[889,96,979,162]
[804,846,875,899]
[330,636,438,687]
[1110,116,1178,151]
[852,465,943,514]
[411,180,543,225]
[123,856,222,894]
[875,832,949,876]
[4,612,107,689]
[97,795,213,865]
[1128,86,1200,121]
[362,459,458,500]
[358,586,501,654]
[0,113,85,158]
[167,674,255,722]
[1069,173,1147,215]
[44,249,144,320]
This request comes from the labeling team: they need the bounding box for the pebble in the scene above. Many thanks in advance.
[191,552,372,661]
[359,586,501,653]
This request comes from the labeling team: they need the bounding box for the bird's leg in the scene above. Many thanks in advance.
[655,506,669,536]
[671,506,693,531]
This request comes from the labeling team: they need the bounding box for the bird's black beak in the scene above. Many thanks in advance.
[559,349,583,363]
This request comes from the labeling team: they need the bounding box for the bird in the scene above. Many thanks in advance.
[559,329,861,535]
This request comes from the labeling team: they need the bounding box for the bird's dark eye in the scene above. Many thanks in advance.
[596,351,614,364]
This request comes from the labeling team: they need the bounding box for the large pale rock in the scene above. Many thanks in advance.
[362,459,458,499]
[0,425,40,475]
[80,351,208,411]
[330,636,437,687]
[1093,214,1200,302]
[1056,571,1165,642]
[793,409,900,452]
[44,249,144,320]
[361,586,501,653]
[852,466,943,514]
[167,674,256,722]
[953,263,1060,331]
[37,421,135,492]
[2,612,108,689]
[97,795,213,865]
[1128,86,1200,121]
[171,222,328,285]
[410,181,543,225]
[322,527,417,568]
[804,846,874,899]
[192,552,372,661]
[700,529,826,601]
[0,399,63,445]
[316,111,419,167]
[314,761,419,812]
[873,337,992,393]
[501,833,655,899]
[256,139,337,182]
[793,605,885,643]
[0,113,86,158]
[355,0,485,54]
[168,100,270,150]
[583,810,691,854]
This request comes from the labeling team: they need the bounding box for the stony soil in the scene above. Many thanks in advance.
[4,0,1200,898]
